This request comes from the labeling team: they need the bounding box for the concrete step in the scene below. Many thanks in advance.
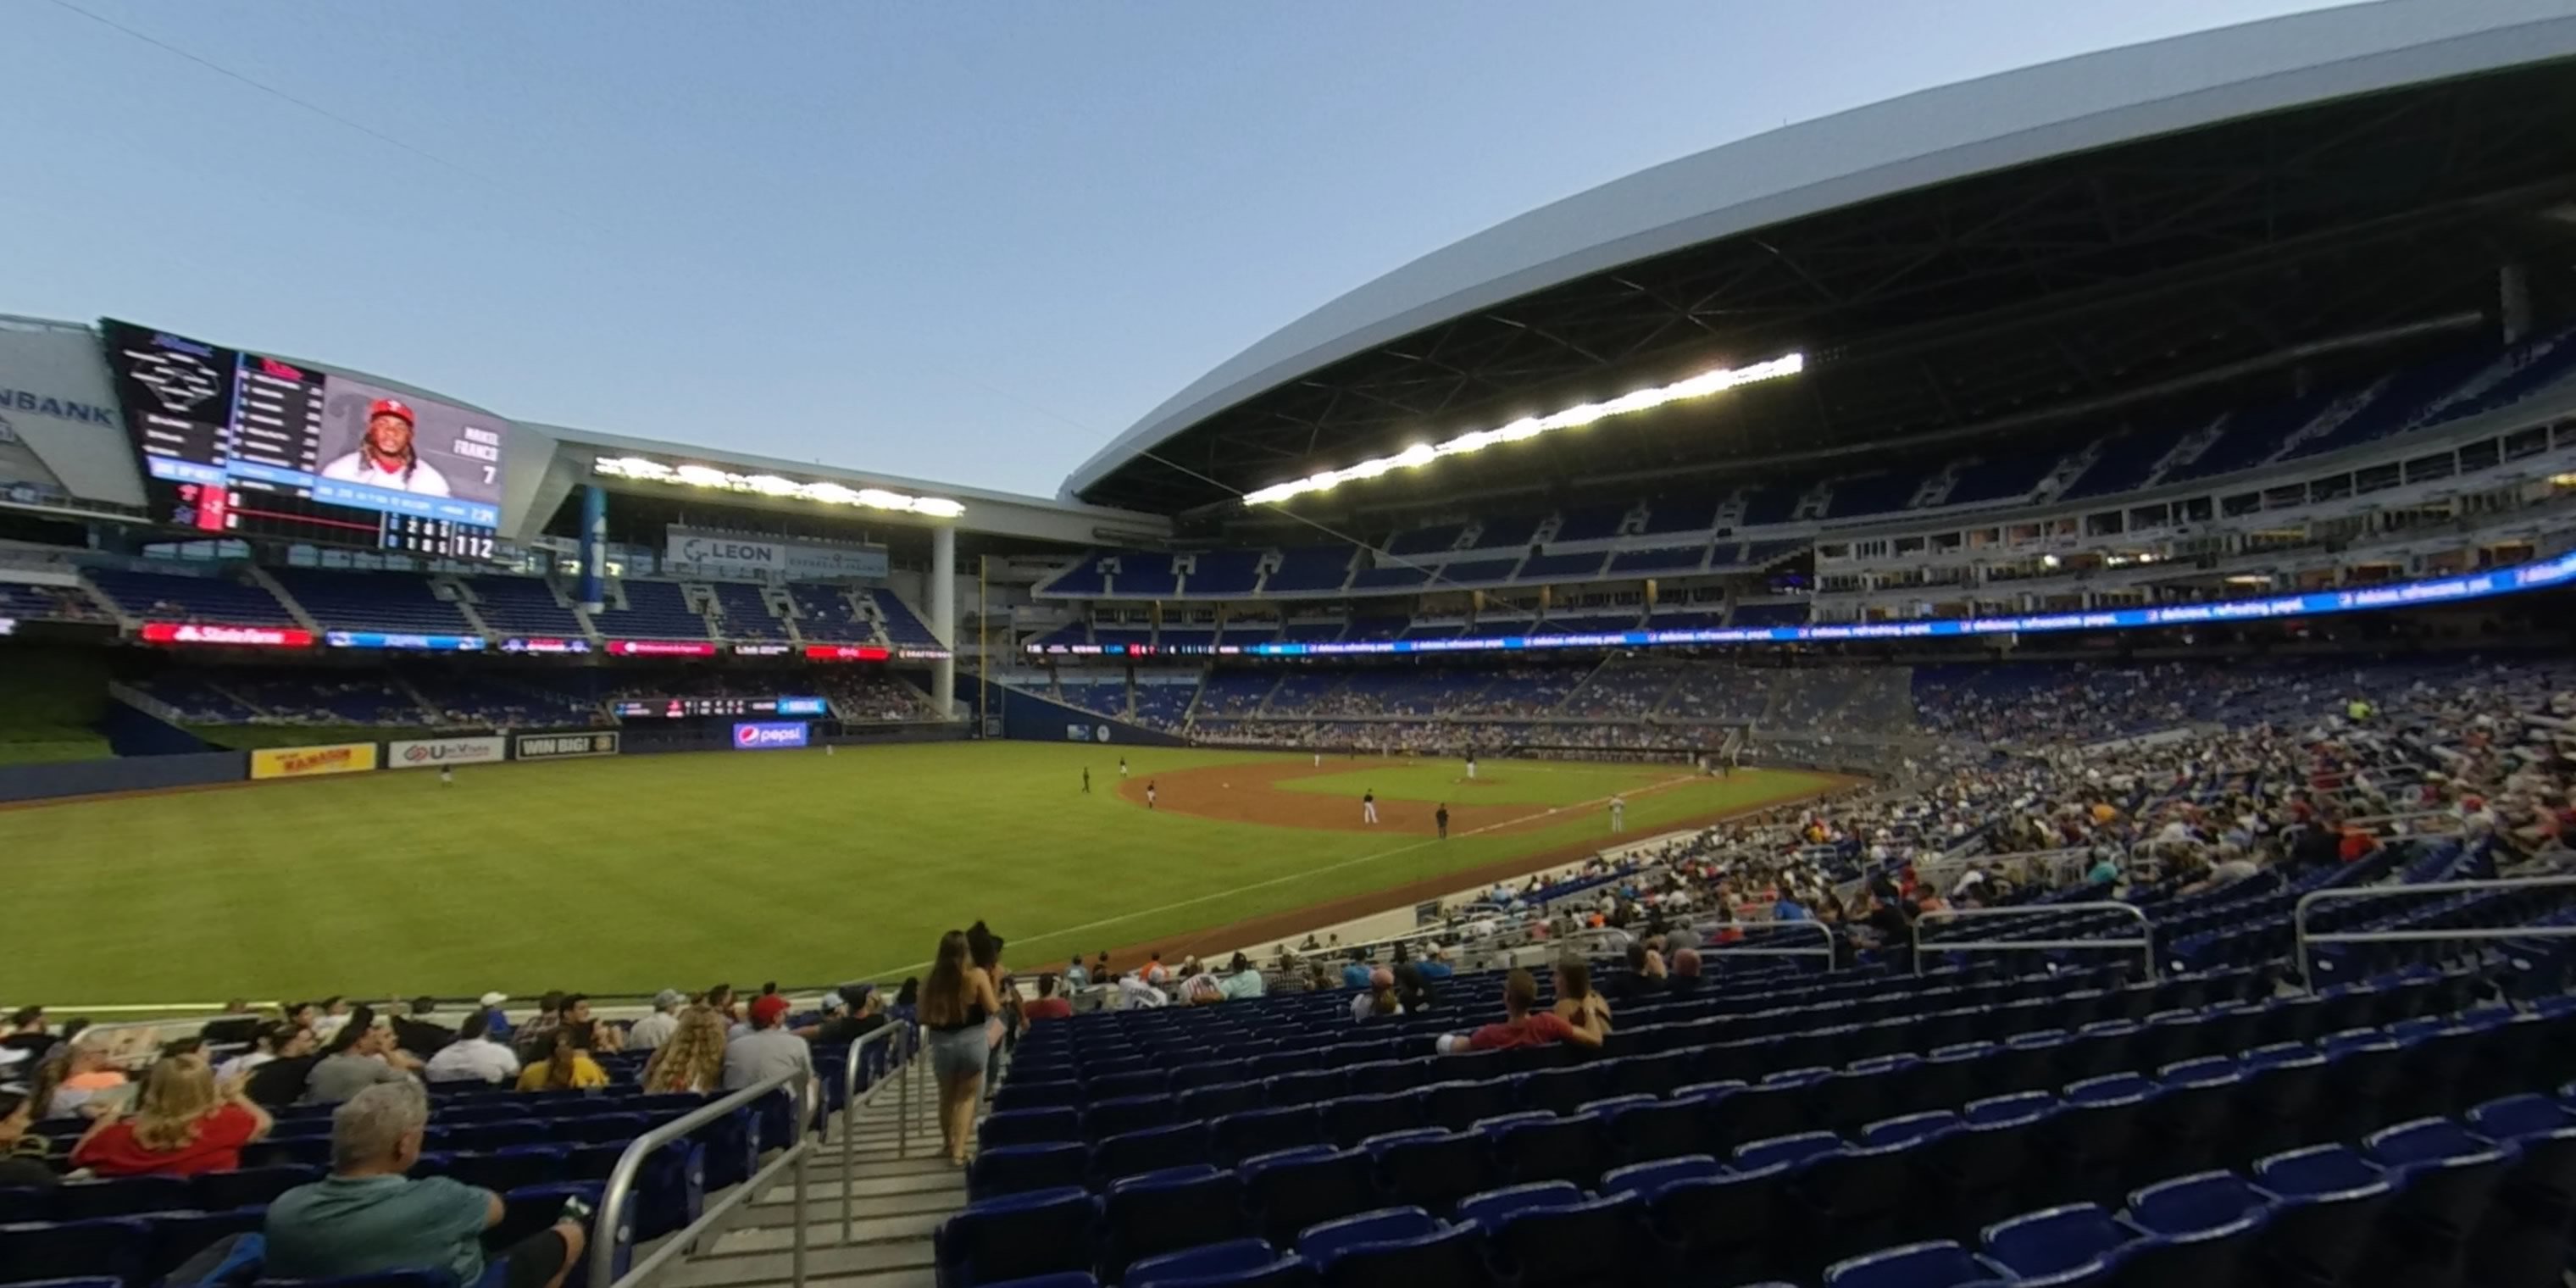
[710,1208,947,1252]
[658,1236,938,1288]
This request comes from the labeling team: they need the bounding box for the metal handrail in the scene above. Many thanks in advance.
[1912,902,2155,977]
[591,1061,818,1288]
[1697,918,1837,968]
[2292,874,2576,990]
[839,1022,917,1243]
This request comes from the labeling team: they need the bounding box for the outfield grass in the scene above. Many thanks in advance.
[2,742,1835,1005]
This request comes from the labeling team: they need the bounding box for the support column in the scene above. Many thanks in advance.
[2501,264,2533,344]
[930,525,957,719]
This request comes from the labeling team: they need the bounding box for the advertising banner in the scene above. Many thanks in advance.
[731,721,810,750]
[386,736,507,769]
[498,636,590,654]
[605,640,717,658]
[664,526,890,580]
[142,621,316,648]
[514,730,621,760]
[325,630,484,651]
[249,742,379,780]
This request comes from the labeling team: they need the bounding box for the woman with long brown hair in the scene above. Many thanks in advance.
[921,929,1002,1165]
[69,1052,270,1177]
[640,1007,728,1094]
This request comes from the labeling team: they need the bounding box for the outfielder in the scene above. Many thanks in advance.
[1608,793,1626,833]
[1362,790,1379,824]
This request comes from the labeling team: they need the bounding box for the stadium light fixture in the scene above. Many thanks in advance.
[1241,351,1805,506]
[592,456,965,519]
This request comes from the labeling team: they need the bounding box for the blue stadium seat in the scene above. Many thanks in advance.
[1102,1166,1248,1279]
[1124,1239,1307,1288]
[971,1143,1090,1201]
[1213,1108,1320,1165]
[935,1188,1099,1288]
[981,1109,1082,1148]
[2249,1145,2396,1288]
[142,1208,267,1285]
[1313,1224,1488,1288]
[1365,1130,1493,1217]
[1092,1124,1209,1185]
[0,1217,154,1286]
[1821,1240,2007,1288]
[1485,1113,1610,1188]
[53,1176,193,1220]
[1240,1146,1380,1247]
[1319,1093,1419,1148]
[1639,1165,1785,1284]
[1479,1191,1651,1288]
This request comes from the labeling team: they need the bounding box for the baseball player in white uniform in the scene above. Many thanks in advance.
[1608,793,1626,833]
[1465,753,1477,780]
[1362,790,1379,824]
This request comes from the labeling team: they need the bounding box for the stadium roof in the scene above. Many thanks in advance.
[1064,1,2576,515]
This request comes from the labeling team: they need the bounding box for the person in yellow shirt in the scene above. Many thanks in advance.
[515,1023,609,1092]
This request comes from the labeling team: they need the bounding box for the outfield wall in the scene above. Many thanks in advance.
[985,683,1188,747]
[0,749,247,804]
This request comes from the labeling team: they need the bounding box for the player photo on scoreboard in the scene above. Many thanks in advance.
[314,375,508,506]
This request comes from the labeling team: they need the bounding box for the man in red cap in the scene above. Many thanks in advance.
[321,397,451,496]
[719,991,816,1102]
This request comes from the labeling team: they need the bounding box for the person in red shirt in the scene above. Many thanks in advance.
[1022,974,1074,1022]
[71,1052,271,1178]
[1436,969,1604,1054]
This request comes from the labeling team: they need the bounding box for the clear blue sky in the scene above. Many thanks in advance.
[4,0,2361,501]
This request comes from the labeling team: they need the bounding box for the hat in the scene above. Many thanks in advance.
[652,990,686,1011]
[369,397,414,425]
[749,994,791,1026]
[479,991,508,1008]
[818,992,848,1015]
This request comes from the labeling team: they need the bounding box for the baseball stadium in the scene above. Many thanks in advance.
[6,6,2576,1288]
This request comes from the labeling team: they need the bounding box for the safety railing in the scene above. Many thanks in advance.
[840,1021,919,1243]
[591,1063,818,1288]
[1912,902,2156,977]
[2292,874,2576,991]
[1698,917,1838,969]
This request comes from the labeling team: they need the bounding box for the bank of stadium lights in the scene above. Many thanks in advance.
[591,456,965,519]
[1240,351,1807,507]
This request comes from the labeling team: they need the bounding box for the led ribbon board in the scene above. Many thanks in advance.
[1221,551,2576,656]
[1243,353,1805,506]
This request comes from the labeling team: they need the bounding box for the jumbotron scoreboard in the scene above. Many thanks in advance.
[609,696,829,719]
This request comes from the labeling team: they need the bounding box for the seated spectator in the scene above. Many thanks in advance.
[1552,959,1612,1034]
[513,991,567,1062]
[1606,942,1666,1004]
[626,991,686,1052]
[1391,962,1433,1013]
[214,1021,303,1082]
[310,997,355,1045]
[1022,975,1074,1022]
[304,1008,422,1104]
[423,1011,521,1085]
[1340,952,1373,991]
[1178,964,1224,1006]
[1217,952,1266,1001]
[721,994,814,1095]
[478,991,514,1043]
[1141,951,1169,985]
[1116,973,1169,1009]
[1351,968,1401,1023]
[806,988,895,1044]
[640,1007,728,1094]
[243,1026,323,1108]
[516,1022,608,1091]
[1,1007,47,1061]
[33,1037,128,1118]
[264,1081,588,1288]
[1063,957,1090,989]
[558,994,618,1053]
[69,1052,271,1177]
[391,997,453,1060]
[1416,945,1454,980]
[0,1088,60,1188]
[1435,969,1603,1053]
[1668,947,1706,996]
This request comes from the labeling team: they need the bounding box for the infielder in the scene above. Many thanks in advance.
[1608,793,1626,833]
[1145,780,1158,809]
[1119,757,1130,779]
[1362,790,1379,824]
[1465,753,1478,780]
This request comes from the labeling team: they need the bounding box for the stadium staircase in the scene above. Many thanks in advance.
[660,1057,961,1288]
[246,566,322,634]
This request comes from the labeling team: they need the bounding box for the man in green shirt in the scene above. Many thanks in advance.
[264,1081,590,1288]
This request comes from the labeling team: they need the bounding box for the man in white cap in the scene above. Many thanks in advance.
[625,991,685,1052]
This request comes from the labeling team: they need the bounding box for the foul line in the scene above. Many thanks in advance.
[853,772,1707,978]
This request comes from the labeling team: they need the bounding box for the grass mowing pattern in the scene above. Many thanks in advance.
[3,741,1830,1004]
